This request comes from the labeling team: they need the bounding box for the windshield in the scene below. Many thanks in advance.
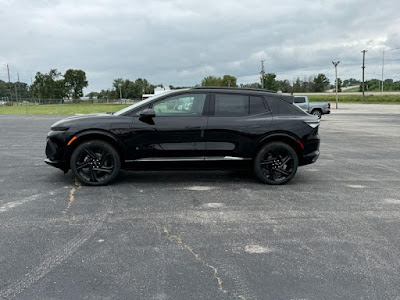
[113,89,187,116]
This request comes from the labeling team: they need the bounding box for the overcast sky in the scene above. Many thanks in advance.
[1,0,400,92]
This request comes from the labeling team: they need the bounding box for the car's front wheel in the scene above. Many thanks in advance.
[70,140,121,186]
[254,142,298,185]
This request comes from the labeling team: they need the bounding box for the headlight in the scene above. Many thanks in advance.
[50,126,69,131]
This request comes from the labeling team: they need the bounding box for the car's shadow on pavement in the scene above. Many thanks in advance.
[115,169,256,185]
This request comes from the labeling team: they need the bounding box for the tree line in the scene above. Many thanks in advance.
[2,69,400,102]
[87,78,162,100]
[0,69,88,102]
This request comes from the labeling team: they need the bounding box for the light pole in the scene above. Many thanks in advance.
[260,60,265,89]
[381,47,400,95]
[118,83,122,102]
[361,50,367,103]
[332,61,340,109]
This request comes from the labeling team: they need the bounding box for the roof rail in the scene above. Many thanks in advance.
[192,86,277,93]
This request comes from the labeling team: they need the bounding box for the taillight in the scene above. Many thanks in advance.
[328,103,331,109]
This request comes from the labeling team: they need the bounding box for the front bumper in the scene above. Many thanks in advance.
[44,158,68,172]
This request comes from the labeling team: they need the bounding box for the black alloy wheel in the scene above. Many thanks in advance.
[254,142,298,185]
[70,140,121,186]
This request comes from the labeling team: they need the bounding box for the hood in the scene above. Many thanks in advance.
[50,113,115,129]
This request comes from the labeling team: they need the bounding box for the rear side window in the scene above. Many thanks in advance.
[215,94,248,116]
[214,94,267,117]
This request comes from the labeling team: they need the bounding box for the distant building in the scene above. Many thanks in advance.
[154,87,170,95]
[142,86,170,100]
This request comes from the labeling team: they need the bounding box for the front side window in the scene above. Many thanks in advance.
[152,93,207,116]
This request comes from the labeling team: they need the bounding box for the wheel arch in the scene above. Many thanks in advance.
[65,130,126,167]
[255,133,303,164]
[310,108,322,114]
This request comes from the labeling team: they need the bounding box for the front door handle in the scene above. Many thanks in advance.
[186,126,201,129]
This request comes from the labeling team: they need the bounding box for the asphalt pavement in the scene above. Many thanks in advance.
[0,108,399,300]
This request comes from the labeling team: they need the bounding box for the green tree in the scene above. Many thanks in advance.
[64,69,88,101]
[201,76,221,86]
[31,69,66,100]
[343,78,360,87]
[240,83,261,88]
[86,92,99,99]
[277,79,292,93]
[313,74,330,92]
[221,75,238,87]
[292,78,302,93]
[334,78,343,92]
[113,78,124,99]
[261,73,278,91]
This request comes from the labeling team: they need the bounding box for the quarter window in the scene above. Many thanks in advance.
[250,96,266,115]
[294,97,305,103]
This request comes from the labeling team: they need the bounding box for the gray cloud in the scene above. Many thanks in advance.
[1,0,400,91]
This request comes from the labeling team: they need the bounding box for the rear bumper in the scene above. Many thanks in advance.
[301,150,320,165]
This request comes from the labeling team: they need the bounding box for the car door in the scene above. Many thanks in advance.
[129,92,209,160]
[205,93,272,159]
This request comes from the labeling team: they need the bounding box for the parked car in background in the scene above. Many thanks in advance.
[45,88,321,186]
[293,96,330,118]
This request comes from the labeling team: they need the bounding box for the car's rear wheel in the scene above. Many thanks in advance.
[70,140,121,186]
[254,142,298,185]
[311,109,322,119]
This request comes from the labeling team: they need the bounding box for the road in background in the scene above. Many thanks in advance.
[0,108,399,299]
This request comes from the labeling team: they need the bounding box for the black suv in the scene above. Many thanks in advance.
[45,87,320,185]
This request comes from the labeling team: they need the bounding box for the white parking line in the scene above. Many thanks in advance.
[0,195,40,213]
[346,185,365,189]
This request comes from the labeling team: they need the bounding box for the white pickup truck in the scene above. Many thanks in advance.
[293,96,330,119]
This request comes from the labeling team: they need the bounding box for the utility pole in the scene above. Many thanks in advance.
[7,64,11,104]
[361,50,367,103]
[381,47,400,95]
[332,61,340,109]
[17,73,20,102]
[381,50,384,95]
[260,60,265,89]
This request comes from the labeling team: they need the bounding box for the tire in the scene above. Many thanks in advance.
[70,140,121,186]
[311,109,322,119]
[254,142,298,185]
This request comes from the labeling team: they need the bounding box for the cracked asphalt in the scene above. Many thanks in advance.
[0,106,399,300]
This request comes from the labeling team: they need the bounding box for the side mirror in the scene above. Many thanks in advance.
[140,108,156,118]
